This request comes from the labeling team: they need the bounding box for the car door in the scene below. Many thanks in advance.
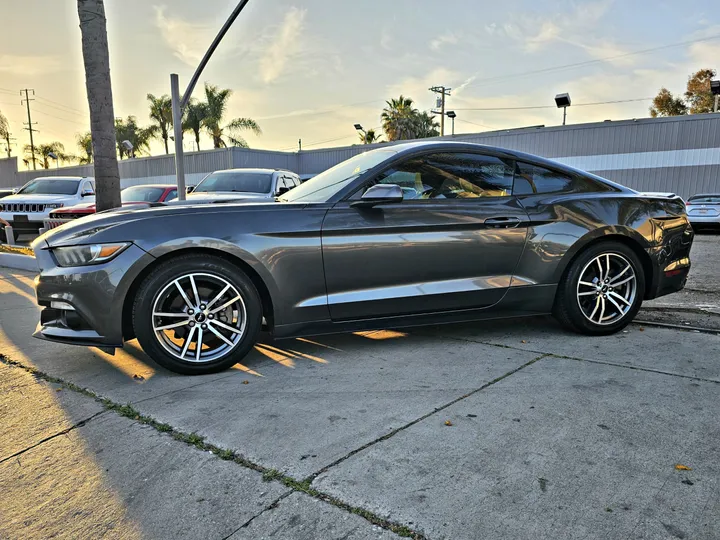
[321,151,531,320]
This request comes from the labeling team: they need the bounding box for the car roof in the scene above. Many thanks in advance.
[689,193,720,198]
[210,168,296,175]
[28,176,92,181]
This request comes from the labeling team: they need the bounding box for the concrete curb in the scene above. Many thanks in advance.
[0,253,39,272]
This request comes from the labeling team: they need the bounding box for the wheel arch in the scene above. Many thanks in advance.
[121,247,276,341]
[554,231,655,300]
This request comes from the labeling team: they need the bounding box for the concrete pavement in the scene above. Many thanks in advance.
[1,237,719,539]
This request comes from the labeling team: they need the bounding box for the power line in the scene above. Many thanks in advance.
[461,33,720,91]
[454,97,653,111]
[33,106,89,127]
[35,96,88,117]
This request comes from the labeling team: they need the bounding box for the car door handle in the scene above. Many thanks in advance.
[484,216,522,228]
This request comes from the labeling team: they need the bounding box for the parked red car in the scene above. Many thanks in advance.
[46,184,178,228]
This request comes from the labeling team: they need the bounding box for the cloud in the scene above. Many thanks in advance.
[380,28,393,51]
[386,68,463,110]
[0,55,62,76]
[259,7,306,84]
[430,32,459,51]
[153,6,217,66]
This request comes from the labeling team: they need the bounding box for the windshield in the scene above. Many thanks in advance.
[122,186,166,203]
[18,179,80,195]
[281,149,398,203]
[689,195,720,204]
[193,171,273,194]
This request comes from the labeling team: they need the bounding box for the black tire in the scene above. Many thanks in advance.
[553,241,645,336]
[133,254,262,375]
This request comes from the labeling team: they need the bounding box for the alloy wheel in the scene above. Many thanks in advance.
[576,252,637,326]
[151,272,247,363]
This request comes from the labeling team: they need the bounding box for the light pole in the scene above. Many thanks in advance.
[711,80,720,113]
[171,0,252,200]
[555,93,571,126]
[446,111,456,136]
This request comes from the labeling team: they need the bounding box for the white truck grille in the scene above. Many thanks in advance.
[1,203,47,213]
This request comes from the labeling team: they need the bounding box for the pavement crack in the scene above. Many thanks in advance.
[220,490,294,540]
[0,410,107,465]
[307,353,549,483]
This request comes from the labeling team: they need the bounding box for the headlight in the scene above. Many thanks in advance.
[52,243,130,267]
[45,203,64,209]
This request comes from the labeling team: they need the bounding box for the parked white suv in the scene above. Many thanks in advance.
[0,176,95,235]
[187,169,301,201]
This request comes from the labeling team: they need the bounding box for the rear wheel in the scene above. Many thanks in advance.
[133,254,262,374]
[554,242,645,335]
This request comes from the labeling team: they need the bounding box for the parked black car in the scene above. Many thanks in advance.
[32,141,693,374]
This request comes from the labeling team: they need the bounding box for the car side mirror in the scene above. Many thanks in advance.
[276,186,290,196]
[81,190,94,197]
[351,184,404,208]
[186,186,195,193]
[11,188,18,194]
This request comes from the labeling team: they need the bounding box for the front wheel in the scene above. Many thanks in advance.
[554,242,645,335]
[133,254,262,374]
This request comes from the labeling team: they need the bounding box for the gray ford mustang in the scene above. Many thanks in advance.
[32,141,693,374]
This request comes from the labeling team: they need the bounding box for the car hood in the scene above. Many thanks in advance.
[36,199,306,248]
[53,202,97,212]
[1,194,79,204]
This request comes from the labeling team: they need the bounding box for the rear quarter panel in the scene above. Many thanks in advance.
[514,193,686,287]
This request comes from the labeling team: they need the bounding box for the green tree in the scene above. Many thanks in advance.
[649,87,687,118]
[414,111,440,138]
[0,109,11,158]
[147,93,173,154]
[685,68,716,114]
[203,83,261,148]
[182,99,208,151]
[77,0,121,211]
[76,131,93,164]
[381,95,418,141]
[25,142,71,169]
[114,116,155,158]
[358,128,382,144]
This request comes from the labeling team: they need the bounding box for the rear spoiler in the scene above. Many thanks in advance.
[639,192,678,198]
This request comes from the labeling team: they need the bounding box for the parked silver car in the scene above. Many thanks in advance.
[187,168,301,201]
[686,194,720,231]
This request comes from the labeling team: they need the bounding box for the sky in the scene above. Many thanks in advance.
[0,0,718,163]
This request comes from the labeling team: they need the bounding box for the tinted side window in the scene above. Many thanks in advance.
[165,190,178,202]
[514,162,588,195]
[82,181,95,195]
[374,153,514,200]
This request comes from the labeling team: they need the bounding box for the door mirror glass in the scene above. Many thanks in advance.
[81,189,94,197]
[352,184,404,208]
[186,186,195,194]
[276,186,290,196]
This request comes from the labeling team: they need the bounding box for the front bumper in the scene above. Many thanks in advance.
[33,241,153,348]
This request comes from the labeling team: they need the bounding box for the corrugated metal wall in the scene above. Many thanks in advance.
[1,114,718,198]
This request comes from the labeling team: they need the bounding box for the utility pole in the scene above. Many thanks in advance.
[21,89,38,170]
[429,86,451,136]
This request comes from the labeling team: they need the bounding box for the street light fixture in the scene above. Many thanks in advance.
[555,93,571,126]
[121,140,134,159]
[48,151,59,169]
[446,111,457,136]
[711,80,720,113]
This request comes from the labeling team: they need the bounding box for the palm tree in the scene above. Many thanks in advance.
[76,131,93,164]
[203,83,261,148]
[359,128,382,144]
[182,99,208,151]
[115,116,156,159]
[25,142,71,169]
[381,96,441,141]
[381,95,420,141]
[77,0,121,211]
[0,109,11,158]
[147,93,173,154]
[413,111,440,138]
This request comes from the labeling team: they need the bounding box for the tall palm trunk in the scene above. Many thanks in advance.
[77,0,121,211]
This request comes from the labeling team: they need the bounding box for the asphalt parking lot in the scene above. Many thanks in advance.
[1,236,719,539]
